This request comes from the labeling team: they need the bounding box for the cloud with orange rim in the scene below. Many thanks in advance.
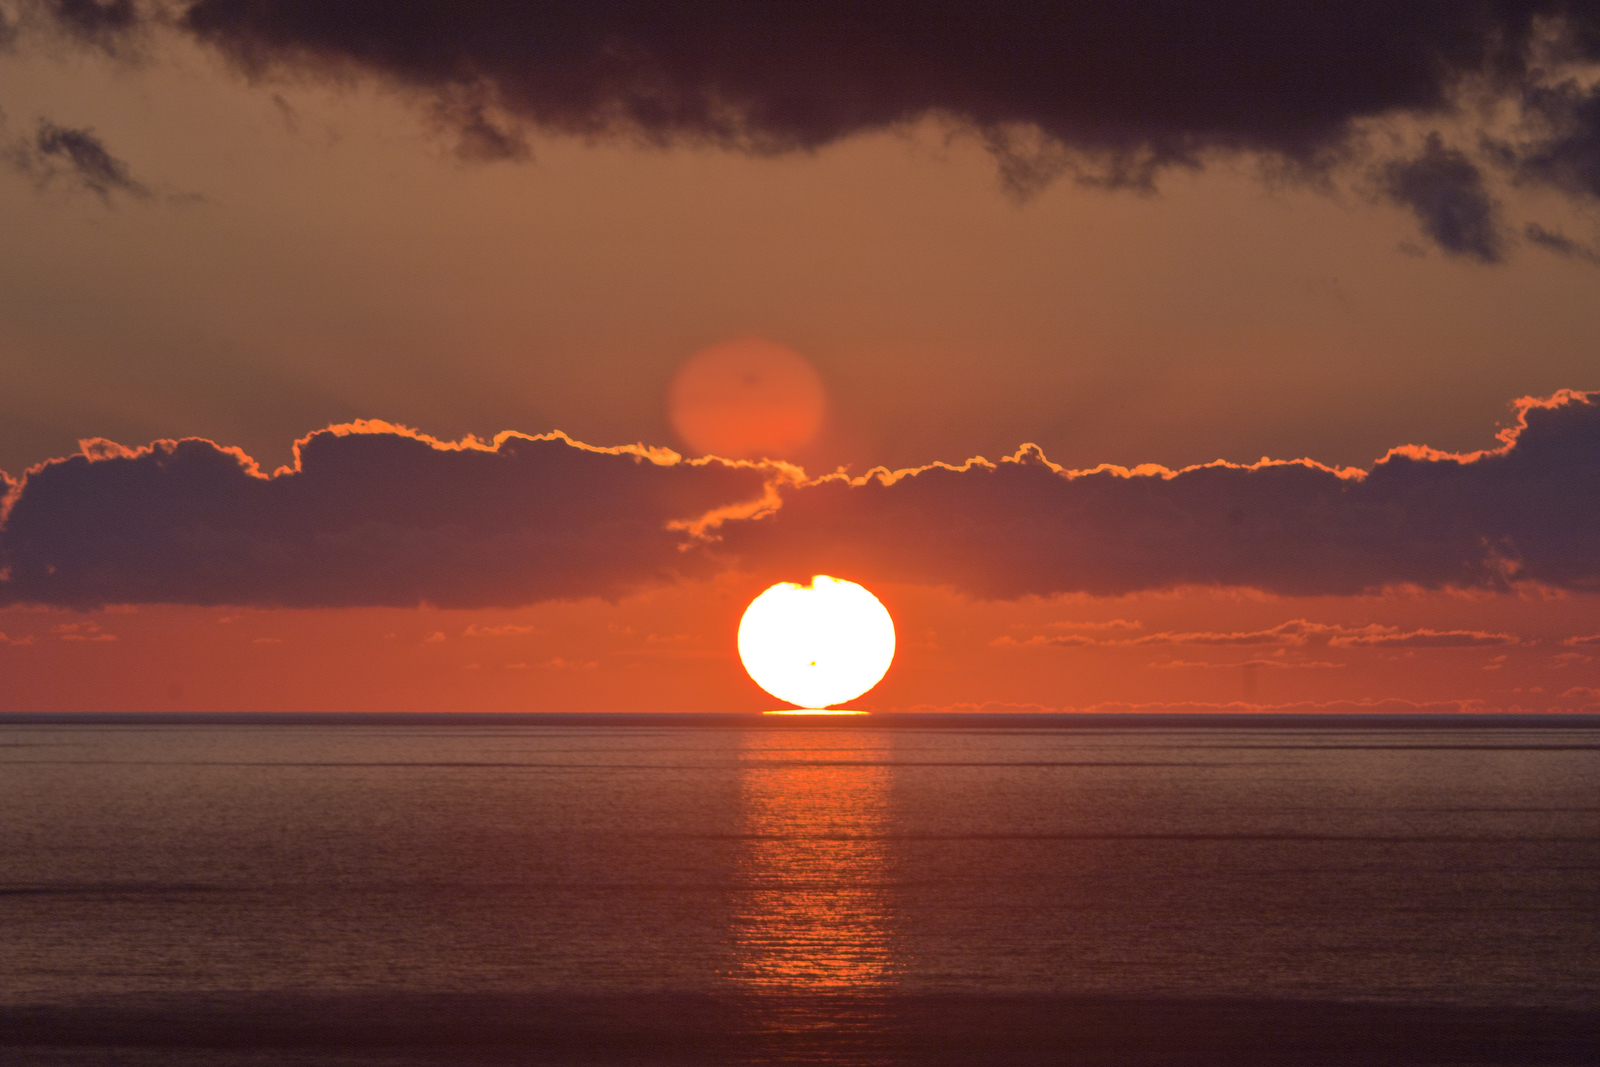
[2,391,1597,609]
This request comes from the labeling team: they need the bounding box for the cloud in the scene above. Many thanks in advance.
[997,622,1316,647]
[997,620,1519,649]
[0,423,776,608]
[895,697,1564,714]
[1512,73,1600,200]
[42,0,139,50]
[32,120,150,200]
[463,623,539,637]
[901,701,1059,714]
[718,390,1600,599]
[995,633,1098,648]
[23,1,1600,256]
[1,465,16,517]
[1564,634,1600,645]
[1524,222,1600,264]
[1150,659,1345,671]
[1047,619,1143,632]
[52,621,116,641]
[3,392,1600,608]
[503,657,596,671]
[1326,629,1518,648]
[1379,134,1502,262]
[538,658,597,671]
[1133,621,1354,647]
[4,116,151,202]
[1070,699,1493,715]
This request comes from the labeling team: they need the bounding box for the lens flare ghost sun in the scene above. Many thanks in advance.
[668,336,826,460]
[738,576,896,710]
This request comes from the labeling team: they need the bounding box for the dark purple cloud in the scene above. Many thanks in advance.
[2,392,1598,608]
[2,114,152,203]
[30,119,151,201]
[0,426,772,608]
[1514,73,1600,200]
[37,0,137,50]
[1525,221,1600,264]
[715,390,1600,599]
[1380,134,1503,262]
[28,1,1600,254]
[165,0,1587,165]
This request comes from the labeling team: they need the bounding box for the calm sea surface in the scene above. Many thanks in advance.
[1,718,1596,1065]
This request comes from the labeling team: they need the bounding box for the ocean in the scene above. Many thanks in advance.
[1,714,1596,1065]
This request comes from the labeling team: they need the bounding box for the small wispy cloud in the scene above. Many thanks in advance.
[507,657,598,671]
[52,621,116,641]
[1329,629,1518,649]
[1379,134,1503,263]
[1046,619,1143,632]
[1524,223,1600,266]
[1149,659,1345,671]
[4,116,151,203]
[464,623,540,638]
[998,620,1518,650]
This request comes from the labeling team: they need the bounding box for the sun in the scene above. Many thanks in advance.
[738,576,896,709]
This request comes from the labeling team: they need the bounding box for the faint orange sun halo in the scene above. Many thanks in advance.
[738,576,896,710]
[667,336,826,459]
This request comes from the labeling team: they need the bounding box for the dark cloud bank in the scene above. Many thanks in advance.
[2,392,1597,608]
[0,429,770,608]
[27,0,1600,258]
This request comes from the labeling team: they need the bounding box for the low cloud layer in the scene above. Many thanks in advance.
[2,392,1598,609]
[0,425,773,608]
[21,1,1600,257]
[722,391,1600,599]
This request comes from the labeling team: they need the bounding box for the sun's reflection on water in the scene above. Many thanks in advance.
[730,728,896,993]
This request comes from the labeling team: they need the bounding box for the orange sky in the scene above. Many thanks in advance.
[4,580,1598,714]
[3,4,1600,712]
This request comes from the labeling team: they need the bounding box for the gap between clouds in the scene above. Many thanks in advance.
[1,391,1598,609]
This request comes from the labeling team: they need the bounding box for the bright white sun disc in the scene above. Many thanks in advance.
[738,576,895,709]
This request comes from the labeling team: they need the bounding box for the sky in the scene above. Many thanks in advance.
[2,0,1599,713]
